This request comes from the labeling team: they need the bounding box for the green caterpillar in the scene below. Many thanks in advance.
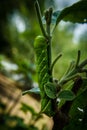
[34,35,54,116]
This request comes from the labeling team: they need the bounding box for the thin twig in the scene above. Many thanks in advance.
[79,59,87,68]
[63,60,75,76]
[75,50,81,68]
[51,53,62,73]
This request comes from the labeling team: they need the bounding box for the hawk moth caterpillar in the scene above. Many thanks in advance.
[34,35,55,116]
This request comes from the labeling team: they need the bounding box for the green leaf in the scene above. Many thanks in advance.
[22,87,40,95]
[53,1,87,28]
[58,90,75,101]
[64,89,87,130]
[44,82,57,99]
[70,89,87,117]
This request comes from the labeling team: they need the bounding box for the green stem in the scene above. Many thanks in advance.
[75,50,81,68]
[47,25,52,81]
[63,60,75,76]
[59,60,87,86]
[79,59,87,68]
[59,74,79,85]
[44,8,52,81]
[51,53,62,74]
[35,0,47,37]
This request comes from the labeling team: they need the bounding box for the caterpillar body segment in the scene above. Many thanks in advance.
[34,35,54,116]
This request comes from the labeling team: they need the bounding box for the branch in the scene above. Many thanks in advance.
[59,51,87,86]
[44,8,53,80]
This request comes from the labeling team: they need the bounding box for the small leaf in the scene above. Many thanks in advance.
[58,90,75,101]
[44,82,57,99]
[22,87,40,95]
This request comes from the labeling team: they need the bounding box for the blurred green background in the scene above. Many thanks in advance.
[0,0,87,130]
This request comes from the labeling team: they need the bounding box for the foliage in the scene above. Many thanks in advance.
[25,1,87,130]
[0,0,87,130]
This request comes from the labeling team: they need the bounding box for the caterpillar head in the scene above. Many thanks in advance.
[34,35,47,49]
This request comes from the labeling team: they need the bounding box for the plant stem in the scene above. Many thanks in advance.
[45,9,53,81]
[51,53,62,74]
[47,25,52,73]
[59,58,87,86]
[47,28,53,82]
[35,0,47,37]
[75,50,81,68]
